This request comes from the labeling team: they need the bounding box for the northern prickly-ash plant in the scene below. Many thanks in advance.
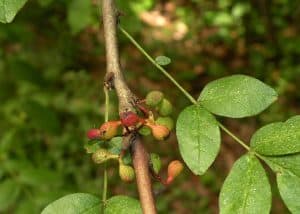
[4,0,300,214]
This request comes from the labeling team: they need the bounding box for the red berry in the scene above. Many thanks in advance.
[87,129,101,140]
[120,111,141,127]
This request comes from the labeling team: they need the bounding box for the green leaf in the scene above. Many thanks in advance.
[0,180,21,211]
[176,105,220,175]
[277,171,300,214]
[250,116,300,155]
[263,153,300,177]
[41,193,102,214]
[67,0,93,35]
[84,141,102,154]
[198,75,277,118]
[155,56,171,66]
[23,100,60,134]
[107,137,123,154]
[263,153,300,213]
[219,154,271,214]
[108,137,131,165]
[104,195,142,214]
[0,0,28,23]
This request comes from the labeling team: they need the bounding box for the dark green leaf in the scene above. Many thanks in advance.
[41,193,101,214]
[155,56,171,66]
[176,105,220,175]
[198,75,277,118]
[219,154,271,214]
[104,195,142,214]
[0,180,21,211]
[251,116,300,155]
[0,0,28,23]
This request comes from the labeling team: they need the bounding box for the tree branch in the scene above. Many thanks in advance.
[101,0,157,213]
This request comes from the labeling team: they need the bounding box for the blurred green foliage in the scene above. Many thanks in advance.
[0,0,299,213]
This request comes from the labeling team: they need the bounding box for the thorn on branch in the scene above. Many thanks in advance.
[104,72,115,90]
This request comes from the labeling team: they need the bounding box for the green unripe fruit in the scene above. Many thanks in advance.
[138,126,152,136]
[158,99,173,116]
[92,149,118,164]
[146,91,164,107]
[150,153,162,174]
[119,164,135,182]
[155,117,174,131]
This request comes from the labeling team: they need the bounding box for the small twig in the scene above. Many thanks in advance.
[101,0,157,213]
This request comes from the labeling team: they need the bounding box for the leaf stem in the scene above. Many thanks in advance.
[119,26,196,104]
[102,87,109,204]
[104,87,109,122]
[120,26,251,152]
[216,122,250,151]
